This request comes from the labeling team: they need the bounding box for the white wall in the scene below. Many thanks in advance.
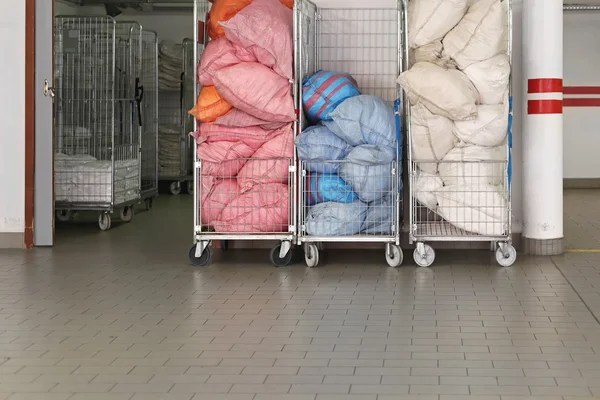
[564,12,600,179]
[0,1,25,237]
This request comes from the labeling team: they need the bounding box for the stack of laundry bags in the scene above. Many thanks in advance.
[297,71,399,237]
[189,0,295,233]
[398,0,510,236]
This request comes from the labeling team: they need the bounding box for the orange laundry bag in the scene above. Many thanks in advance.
[280,0,293,9]
[189,86,233,123]
[208,0,252,39]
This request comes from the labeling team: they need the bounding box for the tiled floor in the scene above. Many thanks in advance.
[0,190,599,399]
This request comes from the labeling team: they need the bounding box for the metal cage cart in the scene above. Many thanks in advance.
[157,39,192,195]
[188,0,297,267]
[54,16,142,231]
[181,38,199,195]
[405,0,516,267]
[294,0,405,268]
[140,29,159,209]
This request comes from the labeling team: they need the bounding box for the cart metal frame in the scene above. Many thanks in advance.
[405,0,516,267]
[54,16,142,231]
[294,0,405,267]
[189,0,297,267]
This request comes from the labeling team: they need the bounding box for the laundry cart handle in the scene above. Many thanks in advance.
[394,98,402,193]
[135,77,144,127]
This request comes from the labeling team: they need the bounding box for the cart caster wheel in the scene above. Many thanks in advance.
[270,244,292,267]
[386,244,403,268]
[189,245,211,267]
[144,198,153,211]
[169,181,181,196]
[56,210,72,222]
[98,212,112,231]
[305,244,319,268]
[220,240,229,252]
[120,206,134,222]
[413,244,435,268]
[496,245,517,267]
[186,181,194,195]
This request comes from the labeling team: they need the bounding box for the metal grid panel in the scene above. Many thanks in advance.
[295,0,403,248]
[54,16,141,210]
[141,29,159,199]
[406,0,513,244]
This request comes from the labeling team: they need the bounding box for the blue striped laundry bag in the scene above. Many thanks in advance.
[302,70,360,123]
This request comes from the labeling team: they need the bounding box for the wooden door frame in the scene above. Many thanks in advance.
[25,0,35,249]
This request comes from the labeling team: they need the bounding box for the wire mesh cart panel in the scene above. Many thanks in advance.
[54,16,142,231]
[189,0,297,267]
[294,0,404,267]
[403,0,516,267]
[140,29,159,209]
[157,39,192,195]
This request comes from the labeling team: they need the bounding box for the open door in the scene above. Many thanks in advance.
[34,0,55,246]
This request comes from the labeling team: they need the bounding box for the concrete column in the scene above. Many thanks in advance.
[522,0,564,255]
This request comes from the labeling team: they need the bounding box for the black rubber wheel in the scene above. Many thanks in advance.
[269,244,292,267]
[189,245,211,267]
[145,198,153,211]
[220,240,229,252]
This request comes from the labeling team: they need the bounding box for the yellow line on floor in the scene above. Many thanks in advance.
[566,249,600,253]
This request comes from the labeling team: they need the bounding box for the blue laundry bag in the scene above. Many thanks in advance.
[339,145,395,203]
[305,201,367,236]
[302,70,360,122]
[324,95,397,153]
[362,195,395,235]
[296,125,353,173]
[306,172,358,206]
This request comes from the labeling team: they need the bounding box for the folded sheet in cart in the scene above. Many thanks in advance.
[305,201,367,237]
[436,184,508,236]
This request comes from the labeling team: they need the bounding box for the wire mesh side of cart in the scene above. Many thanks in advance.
[140,29,159,204]
[404,0,515,267]
[294,0,404,266]
[54,16,140,214]
[157,39,186,194]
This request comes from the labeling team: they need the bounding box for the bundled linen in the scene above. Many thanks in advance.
[306,173,357,206]
[297,85,399,236]
[400,0,510,237]
[55,153,139,205]
[305,201,367,237]
[158,41,184,91]
[158,125,183,176]
[302,70,360,122]
[191,0,295,233]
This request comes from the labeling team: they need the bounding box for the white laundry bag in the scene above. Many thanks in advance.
[453,104,508,147]
[409,0,468,48]
[414,169,444,211]
[443,0,506,69]
[437,184,507,236]
[411,103,455,174]
[398,62,478,121]
[439,144,506,187]
[463,54,510,105]
[409,40,456,69]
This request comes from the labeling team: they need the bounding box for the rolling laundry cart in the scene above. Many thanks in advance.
[294,0,405,267]
[54,16,142,231]
[188,0,297,267]
[404,0,516,267]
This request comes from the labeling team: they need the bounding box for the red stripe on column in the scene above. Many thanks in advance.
[528,78,563,94]
[563,86,600,95]
[564,98,600,107]
[528,100,563,114]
